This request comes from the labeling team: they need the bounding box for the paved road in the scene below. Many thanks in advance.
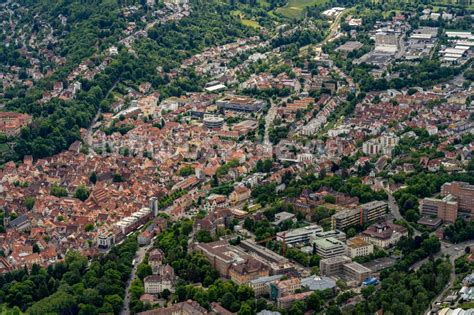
[120,243,153,315]
[387,192,403,221]
[423,241,474,314]
[411,240,474,272]
[263,99,277,150]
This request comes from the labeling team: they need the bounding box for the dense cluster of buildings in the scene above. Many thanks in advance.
[0,112,32,136]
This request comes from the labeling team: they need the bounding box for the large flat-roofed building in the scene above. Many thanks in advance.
[193,240,247,277]
[342,262,372,284]
[375,32,399,48]
[331,201,388,230]
[313,237,347,259]
[420,196,458,223]
[320,256,351,276]
[276,225,323,245]
[313,230,346,242]
[237,240,295,275]
[319,256,371,284]
[346,237,374,258]
[193,240,270,284]
[362,221,408,248]
[331,208,360,230]
[361,201,387,223]
[441,182,474,215]
[335,41,364,55]
[216,96,265,112]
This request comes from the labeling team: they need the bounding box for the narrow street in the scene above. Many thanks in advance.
[386,192,402,221]
[120,243,154,315]
[263,99,278,150]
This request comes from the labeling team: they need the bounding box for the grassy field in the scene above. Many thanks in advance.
[231,9,261,28]
[275,0,328,19]
[241,19,261,28]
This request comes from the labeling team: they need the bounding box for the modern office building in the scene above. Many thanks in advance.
[216,96,265,112]
[342,262,372,283]
[320,256,352,277]
[313,237,347,259]
[203,115,225,129]
[320,256,371,284]
[313,230,347,242]
[361,201,387,224]
[331,209,360,230]
[276,225,324,245]
[420,196,458,223]
[331,201,387,230]
[441,182,474,215]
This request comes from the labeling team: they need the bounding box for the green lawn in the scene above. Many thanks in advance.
[241,19,261,28]
[276,0,328,19]
[460,301,474,309]
[231,10,261,28]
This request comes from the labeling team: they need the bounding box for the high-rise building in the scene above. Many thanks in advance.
[441,182,474,215]
[420,196,458,223]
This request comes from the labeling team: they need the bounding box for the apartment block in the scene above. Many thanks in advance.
[362,139,381,156]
